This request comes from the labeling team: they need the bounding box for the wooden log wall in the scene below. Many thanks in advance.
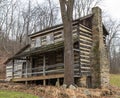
[32,55,43,76]
[79,24,92,75]
[9,22,108,80]
[56,49,63,64]
[6,61,13,80]
[30,23,93,76]
[54,31,63,42]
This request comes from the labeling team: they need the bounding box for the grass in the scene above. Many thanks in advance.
[0,90,38,98]
[110,74,120,87]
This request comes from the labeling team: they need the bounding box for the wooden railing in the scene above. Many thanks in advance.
[13,63,91,78]
[13,63,64,78]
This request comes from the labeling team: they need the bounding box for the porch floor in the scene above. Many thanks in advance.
[12,74,64,82]
[12,74,81,82]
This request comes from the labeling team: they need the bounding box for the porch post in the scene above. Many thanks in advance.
[43,55,46,86]
[12,59,14,80]
[25,59,28,85]
[28,57,32,76]
[26,61,28,78]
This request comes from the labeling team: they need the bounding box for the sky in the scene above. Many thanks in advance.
[38,0,120,20]
[102,0,120,20]
[23,0,120,20]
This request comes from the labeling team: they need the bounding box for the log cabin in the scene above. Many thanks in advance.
[5,7,109,88]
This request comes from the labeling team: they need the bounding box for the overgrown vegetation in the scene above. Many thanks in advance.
[110,74,120,87]
[0,90,38,98]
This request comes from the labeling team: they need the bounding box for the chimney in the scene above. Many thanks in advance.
[91,7,109,88]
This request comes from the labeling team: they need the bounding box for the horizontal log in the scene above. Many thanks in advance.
[54,35,63,40]
[79,27,92,34]
[81,67,90,70]
[80,31,92,38]
[74,60,79,63]
[80,47,91,51]
[80,60,90,64]
[79,35,92,41]
[45,63,64,69]
[73,48,80,52]
[80,24,92,32]
[80,42,92,47]
[80,45,92,49]
[73,33,77,37]
[80,40,92,46]
[54,32,62,36]
[80,59,90,62]
[80,50,90,55]
[79,39,93,45]
[80,30,92,36]
[54,38,63,42]
[13,74,64,82]
[80,57,90,60]
[80,54,90,58]
[80,48,90,53]
[80,62,90,65]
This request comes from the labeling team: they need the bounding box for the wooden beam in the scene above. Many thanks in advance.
[12,74,64,82]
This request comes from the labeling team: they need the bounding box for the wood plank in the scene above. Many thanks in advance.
[73,48,80,52]
[80,27,92,34]
[80,50,90,55]
[12,74,64,82]
[80,62,90,66]
[80,24,92,32]
[79,35,92,41]
[80,47,91,51]
[80,55,90,59]
[80,42,92,47]
[81,67,91,70]
[80,59,90,63]
[80,31,92,38]
[80,38,92,43]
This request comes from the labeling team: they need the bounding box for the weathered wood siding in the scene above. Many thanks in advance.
[79,25,92,75]
[6,61,13,80]
[29,23,93,76]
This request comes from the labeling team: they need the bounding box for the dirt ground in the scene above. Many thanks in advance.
[0,82,120,98]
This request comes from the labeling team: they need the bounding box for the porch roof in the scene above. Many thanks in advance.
[14,41,64,58]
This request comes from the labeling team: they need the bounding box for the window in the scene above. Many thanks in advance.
[41,36,47,45]
[35,37,41,47]
[31,37,41,48]
[47,33,54,44]
[31,39,36,48]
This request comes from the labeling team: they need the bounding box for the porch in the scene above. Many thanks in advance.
[12,41,91,83]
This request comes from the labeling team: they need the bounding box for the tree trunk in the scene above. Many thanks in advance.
[59,0,74,86]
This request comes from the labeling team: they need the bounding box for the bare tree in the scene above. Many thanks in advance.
[104,17,120,73]
[59,0,74,86]
[0,0,59,56]
[74,0,102,18]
